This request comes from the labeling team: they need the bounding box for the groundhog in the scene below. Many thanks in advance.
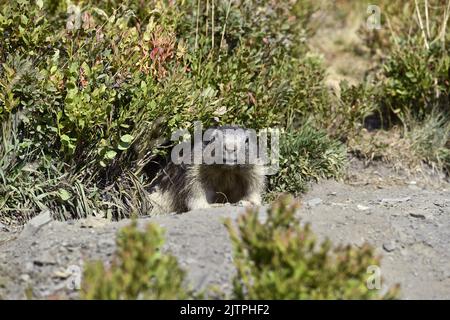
[149,125,266,214]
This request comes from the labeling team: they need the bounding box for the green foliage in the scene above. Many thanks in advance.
[81,220,189,300]
[329,81,378,139]
[225,195,400,299]
[0,0,343,223]
[359,0,449,124]
[0,115,97,223]
[268,125,347,196]
[407,112,450,172]
[353,0,450,171]
[0,114,150,224]
[0,0,323,168]
[382,41,449,123]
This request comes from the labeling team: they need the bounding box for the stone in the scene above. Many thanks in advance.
[27,210,53,229]
[20,274,30,282]
[20,210,53,238]
[79,216,109,229]
[0,222,10,232]
[380,197,411,205]
[409,213,426,219]
[33,252,57,266]
[306,198,323,207]
[382,242,396,252]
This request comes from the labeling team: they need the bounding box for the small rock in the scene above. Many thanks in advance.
[306,198,323,207]
[54,265,81,280]
[33,252,57,266]
[327,192,337,196]
[20,274,30,282]
[20,211,53,237]
[79,216,109,229]
[382,242,396,252]
[433,202,444,208]
[27,210,53,229]
[237,200,253,207]
[380,197,411,205]
[25,262,34,272]
[0,222,10,232]
[331,202,347,208]
[53,270,71,279]
[357,204,370,211]
[409,212,426,219]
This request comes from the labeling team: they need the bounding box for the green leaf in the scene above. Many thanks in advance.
[105,150,117,160]
[120,134,134,143]
[20,15,28,25]
[58,188,71,201]
[118,134,133,150]
[118,142,129,151]
[60,134,71,143]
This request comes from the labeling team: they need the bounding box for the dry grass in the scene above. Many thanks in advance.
[348,113,450,175]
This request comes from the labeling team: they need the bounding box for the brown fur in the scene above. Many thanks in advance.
[149,162,265,214]
[149,123,267,214]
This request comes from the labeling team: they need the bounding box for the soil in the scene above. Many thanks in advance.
[1,158,449,300]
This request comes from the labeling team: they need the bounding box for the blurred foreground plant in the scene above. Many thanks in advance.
[81,220,189,299]
[225,195,400,299]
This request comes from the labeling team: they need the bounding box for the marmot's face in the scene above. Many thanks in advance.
[223,129,248,165]
[207,126,251,167]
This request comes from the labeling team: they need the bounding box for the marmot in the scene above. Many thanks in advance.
[149,125,266,214]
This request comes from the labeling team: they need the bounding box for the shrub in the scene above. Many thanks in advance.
[267,125,347,196]
[360,0,449,125]
[328,81,378,139]
[359,0,449,56]
[81,220,190,299]
[0,0,323,169]
[225,195,400,299]
[381,41,449,124]
[0,0,340,222]
[352,0,450,172]
[0,114,101,223]
[0,114,151,223]
[406,112,450,172]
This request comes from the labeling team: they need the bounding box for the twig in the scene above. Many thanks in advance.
[220,0,232,50]
[211,0,215,50]
[195,0,200,50]
[424,0,430,38]
[414,0,430,50]
[439,0,450,50]
[386,14,400,50]
[205,0,209,38]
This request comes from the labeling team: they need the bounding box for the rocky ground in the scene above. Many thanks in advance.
[1,159,449,300]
